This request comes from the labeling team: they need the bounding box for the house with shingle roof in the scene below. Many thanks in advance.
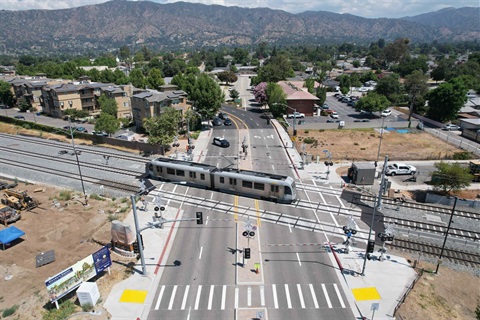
[277,81,319,117]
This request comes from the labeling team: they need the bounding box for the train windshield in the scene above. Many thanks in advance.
[284,186,292,195]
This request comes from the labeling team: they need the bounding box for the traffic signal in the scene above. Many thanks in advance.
[366,240,375,254]
[132,241,139,254]
[244,248,251,259]
[196,211,203,225]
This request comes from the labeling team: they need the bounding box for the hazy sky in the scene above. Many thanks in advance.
[0,0,478,18]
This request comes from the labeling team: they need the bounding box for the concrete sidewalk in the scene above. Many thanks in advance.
[104,124,420,320]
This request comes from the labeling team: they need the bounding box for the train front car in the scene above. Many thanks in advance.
[282,176,297,203]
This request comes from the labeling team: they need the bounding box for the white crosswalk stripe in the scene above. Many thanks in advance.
[151,283,346,311]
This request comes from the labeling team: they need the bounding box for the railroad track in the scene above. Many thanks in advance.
[388,238,480,267]
[151,186,480,267]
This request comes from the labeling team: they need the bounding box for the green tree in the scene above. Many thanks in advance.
[255,54,294,83]
[266,82,287,107]
[229,89,240,100]
[146,68,165,90]
[94,113,120,136]
[404,70,429,120]
[375,74,403,103]
[118,45,131,61]
[98,94,118,118]
[431,58,455,81]
[128,68,145,89]
[64,108,89,121]
[352,60,361,68]
[426,78,468,122]
[0,80,15,107]
[217,71,238,85]
[383,38,410,64]
[163,59,187,77]
[189,74,224,119]
[143,106,181,146]
[355,92,390,113]
[430,162,472,194]
[232,47,249,65]
[391,55,429,77]
[17,96,32,112]
[315,86,327,106]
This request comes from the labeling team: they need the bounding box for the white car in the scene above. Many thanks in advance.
[330,112,339,119]
[442,124,461,131]
[386,163,417,176]
[286,112,305,119]
[381,109,392,117]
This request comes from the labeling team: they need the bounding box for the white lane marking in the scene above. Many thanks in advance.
[288,223,292,233]
[247,286,252,306]
[322,284,332,308]
[181,285,190,310]
[272,284,279,309]
[168,285,178,310]
[297,284,305,308]
[285,284,292,309]
[155,285,165,310]
[221,285,226,310]
[187,307,191,320]
[335,195,346,207]
[206,215,209,225]
[296,252,302,266]
[272,164,275,170]
[235,287,239,309]
[208,285,215,310]
[260,285,265,306]
[319,192,327,204]
[194,285,202,310]
[333,284,346,308]
[198,246,203,259]
[309,284,319,308]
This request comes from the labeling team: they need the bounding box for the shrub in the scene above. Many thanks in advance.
[452,151,474,160]
[2,305,18,317]
[42,300,76,320]
[354,142,359,146]
[90,194,105,201]
[304,130,309,134]
[303,137,316,144]
[58,190,73,201]
[81,303,94,312]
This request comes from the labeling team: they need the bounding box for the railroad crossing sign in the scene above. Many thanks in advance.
[243,219,257,237]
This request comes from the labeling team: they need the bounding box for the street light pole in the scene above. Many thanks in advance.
[68,120,88,205]
[435,196,457,274]
[376,116,386,163]
[377,155,388,209]
[131,194,147,276]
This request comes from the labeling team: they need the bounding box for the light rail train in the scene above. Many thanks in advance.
[146,158,297,203]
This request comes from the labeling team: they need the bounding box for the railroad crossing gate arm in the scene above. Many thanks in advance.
[142,218,200,231]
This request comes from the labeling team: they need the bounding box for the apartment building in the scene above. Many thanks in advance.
[101,84,142,119]
[9,76,65,112]
[131,88,189,130]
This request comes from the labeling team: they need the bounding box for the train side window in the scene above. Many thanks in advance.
[189,172,196,178]
[167,168,175,175]
[271,185,279,193]
[229,178,237,185]
[254,182,264,190]
[200,173,205,180]
[220,177,225,183]
[284,186,292,195]
[176,170,185,177]
[158,166,162,173]
[242,181,253,188]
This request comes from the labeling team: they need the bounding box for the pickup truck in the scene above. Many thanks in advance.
[386,163,417,176]
[286,112,305,119]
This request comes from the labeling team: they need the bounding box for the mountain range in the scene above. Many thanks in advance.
[0,0,478,55]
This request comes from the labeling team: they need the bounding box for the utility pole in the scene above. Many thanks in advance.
[435,196,458,274]
[377,155,389,209]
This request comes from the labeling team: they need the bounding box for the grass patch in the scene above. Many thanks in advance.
[58,190,73,201]
[42,300,76,320]
[90,194,105,201]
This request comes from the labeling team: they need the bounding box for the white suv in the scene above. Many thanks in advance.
[330,112,339,119]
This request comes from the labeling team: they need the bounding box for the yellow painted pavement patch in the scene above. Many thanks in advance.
[352,287,381,301]
[119,289,148,303]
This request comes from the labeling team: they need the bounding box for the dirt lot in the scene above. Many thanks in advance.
[0,123,478,319]
[294,128,464,161]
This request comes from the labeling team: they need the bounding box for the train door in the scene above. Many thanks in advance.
[188,170,197,183]
[270,184,279,199]
[229,178,237,191]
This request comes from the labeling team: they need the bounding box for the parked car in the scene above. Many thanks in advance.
[92,130,109,136]
[218,112,228,120]
[286,112,305,119]
[14,115,26,120]
[321,104,330,110]
[381,109,392,117]
[386,163,417,176]
[75,126,87,133]
[212,117,223,126]
[326,119,336,123]
[213,137,230,147]
[224,119,233,126]
[330,112,339,119]
[442,124,461,131]
[347,101,356,107]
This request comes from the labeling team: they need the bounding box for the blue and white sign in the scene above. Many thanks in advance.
[92,246,112,274]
